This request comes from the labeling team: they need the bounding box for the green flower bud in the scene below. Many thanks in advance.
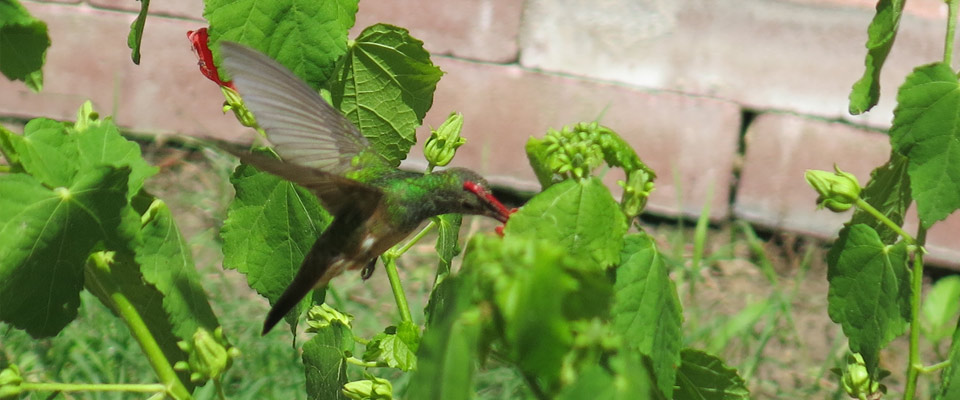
[619,169,655,220]
[805,165,861,212]
[425,112,466,167]
[306,303,354,332]
[343,377,393,400]
[221,86,259,129]
[0,365,23,399]
[74,101,100,133]
[839,353,880,399]
[174,327,239,383]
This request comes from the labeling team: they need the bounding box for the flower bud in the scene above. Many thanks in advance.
[425,112,466,167]
[342,377,393,400]
[221,86,259,129]
[0,365,23,399]
[838,353,880,398]
[174,327,239,383]
[805,165,861,212]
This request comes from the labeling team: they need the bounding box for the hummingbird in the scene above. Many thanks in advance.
[215,42,512,335]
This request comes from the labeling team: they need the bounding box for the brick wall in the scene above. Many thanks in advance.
[3,0,959,265]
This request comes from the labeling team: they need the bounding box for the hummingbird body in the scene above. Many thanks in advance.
[216,42,511,334]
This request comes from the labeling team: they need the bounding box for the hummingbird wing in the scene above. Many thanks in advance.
[219,41,388,174]
[212,139,383,216]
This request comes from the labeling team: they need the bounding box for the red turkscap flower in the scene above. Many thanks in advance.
[187,28,236,90]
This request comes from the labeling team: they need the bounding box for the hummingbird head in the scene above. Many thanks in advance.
[436,168,512,223]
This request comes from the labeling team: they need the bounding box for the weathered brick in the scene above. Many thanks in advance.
[734,113,890,236]
[406,57,741,220]
[89,0,203,21]
[0,2,245,140]
[518,0,944,128]
[352,0,522,63]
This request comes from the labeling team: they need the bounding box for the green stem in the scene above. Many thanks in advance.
[382,222,437,323]
[854,198,915,244]
[918,360,951,374]
[85,253,192,400]
[946,0,958,66]
[903,227,928,400]
[346,357,382,368]
[21,382,166,393]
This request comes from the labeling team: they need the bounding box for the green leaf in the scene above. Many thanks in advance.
[220,159,332,334]
[674,348,750,399]
[525,136,561,189]
[363,321,419,371]
[922,275,960,343]
[848,0,904,114]
[303,323,354,400]
[850,152,910,244]
[504,178,626,269]
[204,0,358,89]
[937,317,960,400]
[136,199,220,342]
[0,166,132,337]
[889,63,960,228]
[827,224,910,373]
[612,233,682,399]
[126,0,150,64]
[3,118,76,187]
[332,24,444,164]
[0,0,49,92]
[74,119,158,197]
[83,251,195,391]
[424,213,462,325]
[408,271,483,400]
[463,235,576,392]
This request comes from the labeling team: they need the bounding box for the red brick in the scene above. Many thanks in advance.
[518,0,943,128]
[352,0,521,63]
[404,57,741,220]
[0,2,245,141]
[89,0,203,20]
[734,113,889,236]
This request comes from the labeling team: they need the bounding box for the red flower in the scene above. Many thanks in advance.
[187,28,236,90]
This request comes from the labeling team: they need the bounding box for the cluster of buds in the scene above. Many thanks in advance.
[541,122,606,180]
[831,353,886,399]
[343,375,393,399]
[173,327,240,383]
[619,169,655,220]
[424,112,466,169]
[0,365,22,398]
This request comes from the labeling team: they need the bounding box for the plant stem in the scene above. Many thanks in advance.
[918,360,951,374]
[382,221,437,323]
[85,252,192,400]
[346,357,381,368]
[904,227,928,400]
[946,0,958,66]
[854,198,915,244]
[21,382,166,393]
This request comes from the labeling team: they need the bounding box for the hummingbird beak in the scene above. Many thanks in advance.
[463,181,513,223]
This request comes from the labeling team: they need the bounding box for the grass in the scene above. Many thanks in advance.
[2,140,956,399]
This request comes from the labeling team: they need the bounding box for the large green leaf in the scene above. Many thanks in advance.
[504,178,626,269]
[2,118,75,187]
[204,0,358,89]
[849,152,910,244]
[612,233,683,399]
[74,119,158,197]
[331,24,444,164]
[937,316,960,399]
[848,0,905,114]
[136,199,220,342]
[408,271,482,400]
[220,160,332,334]
[890,63,960,228]
[303,323,354,400]
[0,166,133,337]
[0,0,49,92]
[674,349,749,399]
[463,235,578,392]
[827,224,910,373]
